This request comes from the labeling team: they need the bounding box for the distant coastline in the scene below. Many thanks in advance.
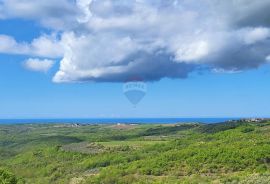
[0,118,242,124]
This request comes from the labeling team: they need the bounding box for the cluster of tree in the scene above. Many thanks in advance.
[0,168,24,184]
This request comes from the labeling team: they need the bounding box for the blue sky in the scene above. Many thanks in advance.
[0,0,270,118]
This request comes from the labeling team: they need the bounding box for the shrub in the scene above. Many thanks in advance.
[0,168,24,184]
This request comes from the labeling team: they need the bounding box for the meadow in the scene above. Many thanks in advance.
[0,121,270,184]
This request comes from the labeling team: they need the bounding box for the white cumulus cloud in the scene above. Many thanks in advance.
[1,0,270,82]
[24,58,55,72]
[0,34,63,58]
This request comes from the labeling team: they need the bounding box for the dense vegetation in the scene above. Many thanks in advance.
[0,121,270,184]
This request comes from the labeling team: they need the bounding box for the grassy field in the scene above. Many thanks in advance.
[0,121,270,183]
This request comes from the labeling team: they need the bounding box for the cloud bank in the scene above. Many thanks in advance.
[0,0,270,82]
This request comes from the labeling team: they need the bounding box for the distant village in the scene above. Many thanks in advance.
[229,118,270,123]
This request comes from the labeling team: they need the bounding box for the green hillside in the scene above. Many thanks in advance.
[0,121,270,184]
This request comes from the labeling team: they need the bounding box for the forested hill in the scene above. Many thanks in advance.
[0,120,270,184]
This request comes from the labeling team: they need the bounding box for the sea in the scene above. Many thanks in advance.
[0,118,240,124]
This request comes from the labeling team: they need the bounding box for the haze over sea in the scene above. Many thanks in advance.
[0,118,241,124]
